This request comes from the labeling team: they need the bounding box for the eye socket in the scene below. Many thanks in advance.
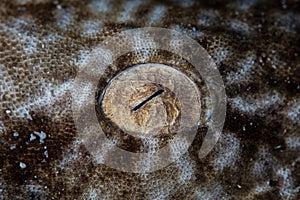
[95,50,210,153]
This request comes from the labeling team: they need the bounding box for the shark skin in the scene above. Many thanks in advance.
[0,0,299,199]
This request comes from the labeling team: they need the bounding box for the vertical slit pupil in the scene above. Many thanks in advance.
[132,89,164,111]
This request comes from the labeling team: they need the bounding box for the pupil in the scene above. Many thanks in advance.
[132,89,164,111]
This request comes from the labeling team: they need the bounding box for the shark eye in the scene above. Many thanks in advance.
[94,51,207,154]
[97,62,201,152]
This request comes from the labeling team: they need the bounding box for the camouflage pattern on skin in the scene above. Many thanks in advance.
[0,0,299,199]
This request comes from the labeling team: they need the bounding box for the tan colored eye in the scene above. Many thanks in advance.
[100,63,201,139]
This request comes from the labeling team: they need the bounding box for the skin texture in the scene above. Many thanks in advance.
[0,0,299,199]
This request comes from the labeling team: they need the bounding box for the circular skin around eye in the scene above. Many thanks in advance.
[72,27,226,173]
[100,63,201,138]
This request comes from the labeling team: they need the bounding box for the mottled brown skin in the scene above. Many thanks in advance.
[0,0,299,199]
